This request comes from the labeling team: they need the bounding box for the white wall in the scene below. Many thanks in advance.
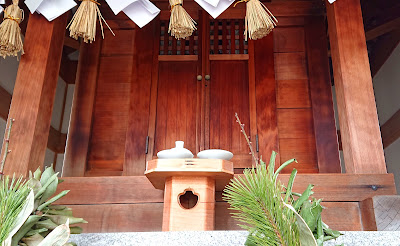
[373,44,400,193]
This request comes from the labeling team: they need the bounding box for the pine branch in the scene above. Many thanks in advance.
[224,161,300,246]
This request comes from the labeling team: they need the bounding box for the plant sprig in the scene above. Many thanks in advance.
[0,176,30,245]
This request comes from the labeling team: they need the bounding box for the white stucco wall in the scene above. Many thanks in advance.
[373,44,400,193]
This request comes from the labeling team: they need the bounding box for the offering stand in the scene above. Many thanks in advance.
[145,159,234,231]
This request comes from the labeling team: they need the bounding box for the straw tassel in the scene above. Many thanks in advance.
[0,0,24,58]
[68,0,114,43]
[168,0,196,39]
[236,0,277,40]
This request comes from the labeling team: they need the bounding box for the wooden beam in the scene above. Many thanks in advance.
[1,14,68,177]
[359,198,378,231]
[47,127,67,153]
[54,174,396,205]
[0,86,66,153]
[381,109,400,148]
[66,201,364,232]
[64,36,80,50]
[0,86,12,120]
[62,35,102,177]
[326,0,387,174]
[366,17,400,41]
[59,55,78,84]
[305,16,341,173]
[369,30,400,77]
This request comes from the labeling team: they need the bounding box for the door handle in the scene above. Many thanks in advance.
[205,75,211,81]
[197,75,202,81]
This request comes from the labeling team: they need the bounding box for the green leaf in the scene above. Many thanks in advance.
[25,229,48,237]
[11,215,41,246]
[64,243,77,246]
[43,215,87,225]
[35,220,59,230]
[27,179,42,197]
[37,220,70,246]
[39,166,55,186]
[284,169,297,203]
[34,174,59,200]
[47,205,67,210]
[293,184,314,211]
[268,151,277,175]
[324,227,342,239]
[69,227,83,234]
[44,209,73,216]
[284,203,317,246]
[299,199,323,232]
[37,190,69,211]
[33,168,42,181]
[273,158,297,181]
[39,175,58,206]
[21,234,44,246]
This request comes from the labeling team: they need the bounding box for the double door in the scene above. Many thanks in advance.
[147,12,258,170]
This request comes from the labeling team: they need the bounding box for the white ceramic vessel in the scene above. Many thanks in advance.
[197,149,233,161]
[157,141,194,159]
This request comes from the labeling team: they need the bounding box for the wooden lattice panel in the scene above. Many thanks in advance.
[210,19,248,55]
[159,20,199,55]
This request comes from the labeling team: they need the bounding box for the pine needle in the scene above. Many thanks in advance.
[0,175,30,244]
[224,157,300,246]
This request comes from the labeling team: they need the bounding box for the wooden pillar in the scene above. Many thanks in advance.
[305,16,341,173]
[1,14,67,177]
[124,24,154,176]
[254,34,279,160]
[326,0,386,173]
[62,38,102,177]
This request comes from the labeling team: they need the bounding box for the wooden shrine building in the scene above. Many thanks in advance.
[1,0,399,232]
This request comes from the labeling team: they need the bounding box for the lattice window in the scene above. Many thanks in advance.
[159,20,199,55]
[209,20,248,55]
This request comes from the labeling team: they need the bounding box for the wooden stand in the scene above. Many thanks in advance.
[145,159,234,231]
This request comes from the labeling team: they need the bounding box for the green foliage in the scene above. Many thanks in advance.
[227,114,342,245]
[224,152,301,246]
[284,171,342,246]
[0,176,31,245]
[11,165,87,246]
[224,151,342,246]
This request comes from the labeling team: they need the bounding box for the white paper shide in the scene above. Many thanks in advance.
[195,0,234,19]
[25,0,76,21]
[105,0,160,28]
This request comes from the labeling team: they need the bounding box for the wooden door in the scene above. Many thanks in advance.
[147,15,202,160]
[154,61,199,155]
[205,17,257,171]
[209,60,253,168]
